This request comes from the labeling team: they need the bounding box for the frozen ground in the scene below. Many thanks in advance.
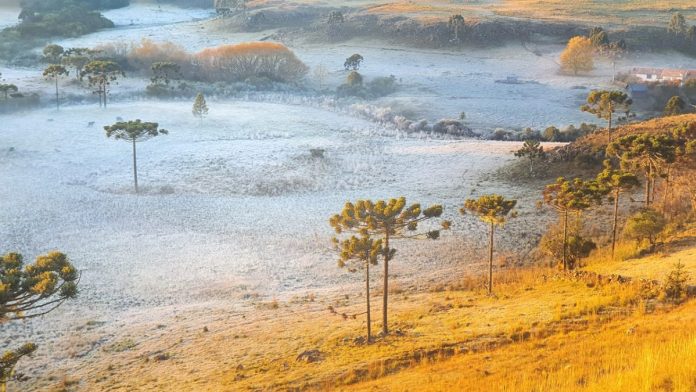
[0,101,547,353]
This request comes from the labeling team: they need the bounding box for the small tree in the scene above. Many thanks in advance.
[346,71,363,87]
[332,235,383,342]
[668,12,688,36]
[449,14,465,42]
[42,44,64,64]
[192,93,209,120]
[460,195,517,295]
[1,251,79,392]
[43,64,69,110]
[581,90,632,139]
[662,262,689,304]
[596,160,640,259]
[330,198,449,335]
[514,139,546,175]
[150,61,181,87]
[607,133,678,207]
[1,343,37,391]
[313,64,329,90]
[327,10,344,25]
[623,208,666,248]
[543,126,561,142]
[543,177,603,270]
[560,36,594,75]
[82,60,124,108]
[344,54,363,71]
[588,26,608,48]
[62,48,93,79]
[603,40,626,81]
[0,84,18,100]
[540,226,596,269]
[104,120,169,193]
[664,96,686,116]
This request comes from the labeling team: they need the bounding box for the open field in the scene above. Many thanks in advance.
[13,226,694,391]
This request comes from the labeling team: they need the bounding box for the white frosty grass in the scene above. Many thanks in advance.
[0,100,547,345]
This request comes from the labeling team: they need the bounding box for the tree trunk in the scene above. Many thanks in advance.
[645,167,652,208]
[382,229,390,336]
[366,260,371,343]
[55,77,60,110]
[103,83,108,108]
[608,109,613,141]
[488,222,494,295]
[132,139,139,193]
[562,209,568,270]
[611,189,620,259]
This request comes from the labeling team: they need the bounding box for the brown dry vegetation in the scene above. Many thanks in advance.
[20,226,695,391]
[97,40,308,83]
[493,0,696,27]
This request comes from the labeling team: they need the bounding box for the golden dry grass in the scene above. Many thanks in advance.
[29,265,655,391]
[350,300,696,392]
[493,0,696,27]
[22,227,696,391]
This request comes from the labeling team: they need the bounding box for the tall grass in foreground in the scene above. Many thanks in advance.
[505,333,696,392]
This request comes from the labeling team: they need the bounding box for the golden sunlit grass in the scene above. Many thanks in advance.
[494,0,696,26]
[36,265,658,391]
[352,300,696,392]
[28,225,696,391]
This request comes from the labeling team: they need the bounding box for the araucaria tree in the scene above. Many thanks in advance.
[104,120,169,193]
[664,96,686,116]
[543,178,603,270]
[192,93,209,119]
[43,64,69,110]
[607,133,677,208]
[330,198,449,335]
[595,160,640,259]
[449,14,465,43]
[0,84,18,100]
[460,195,517,295]
[514,139,546,175]
[332,235,383,342]
[82,60,124,108]
[1,251,79,391]
[581,90,632,140]
[560,36,594,75]
[344,54,363,71]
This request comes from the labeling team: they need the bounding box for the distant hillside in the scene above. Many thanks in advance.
[550,114,696,163]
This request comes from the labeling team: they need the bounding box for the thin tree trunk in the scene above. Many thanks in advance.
[488,222,494,295]
[382,229,390,336]
[611,189,620,259]
[366,260,371,343]
[55,77,59,110]
[132,139,138,193]
[562,209,568,270]
[645,168,652,208]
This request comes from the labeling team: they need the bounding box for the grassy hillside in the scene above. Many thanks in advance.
[27,224,695,391]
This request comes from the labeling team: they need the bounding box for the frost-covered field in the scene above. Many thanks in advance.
[0,101,544,352]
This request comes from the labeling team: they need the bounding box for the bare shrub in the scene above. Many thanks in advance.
[195,42,308,83]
